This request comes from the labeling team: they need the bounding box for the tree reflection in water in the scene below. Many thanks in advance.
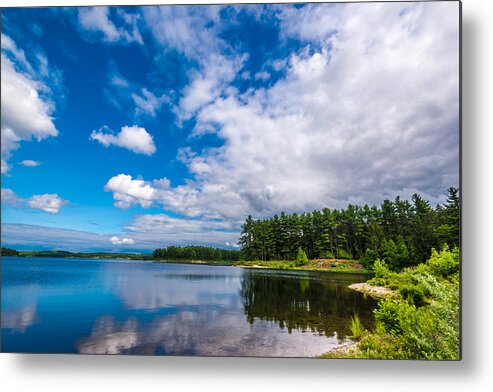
[240,270,377,338]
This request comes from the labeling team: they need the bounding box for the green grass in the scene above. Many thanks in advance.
[350,314,365,340]
[320,246,460,360]
[153,259,237,266]
[234,258,371,273]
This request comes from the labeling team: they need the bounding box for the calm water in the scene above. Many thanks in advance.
[1,257,376,357]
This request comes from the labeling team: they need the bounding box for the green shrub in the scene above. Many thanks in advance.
[368,258,391,285]
[381,237,410,270]
[399,283,426,306]
[296,248,308,266]
[337,249,352,260]
[322,251,335,259]
[374,299,406,335]
[360,248,378,269]
[427,245,459,278]
[330,246,460,360]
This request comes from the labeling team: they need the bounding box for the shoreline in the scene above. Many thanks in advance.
[155,258,372,274]
[318,342,360,359]
[347,282,399,299]
[5,255,371,274]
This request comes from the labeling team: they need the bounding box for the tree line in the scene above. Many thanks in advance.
[153,245,242,262]
[239,188,460,269]
[1,247,19,256]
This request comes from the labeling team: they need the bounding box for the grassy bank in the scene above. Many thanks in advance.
[153,257,370,273]
[153,259,237,266]
[234,258,371,273]
[320,246,460,360]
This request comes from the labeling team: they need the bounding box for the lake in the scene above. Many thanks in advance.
[1,257,377,357]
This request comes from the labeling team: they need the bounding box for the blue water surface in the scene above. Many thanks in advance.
[1,257,376,357]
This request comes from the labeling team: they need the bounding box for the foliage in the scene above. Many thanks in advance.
[427,245,460,278]
[296,248,308,266]
[374,300,407,335]
[381,237,409,269]
[337,249,352,260]
[324,246,460,360]
[399,283,426,306]
[360,248,378,269]
[368,259,392,286]
[1,247,19,256]
[239,189,460,270]
[235,259,369,273]
[350,314,365,340]
[153,245,241,262]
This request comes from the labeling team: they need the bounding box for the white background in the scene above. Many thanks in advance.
[1,0,491,390]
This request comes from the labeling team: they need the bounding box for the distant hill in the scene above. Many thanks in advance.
[2,249,152,260]
[1,247,19,256]
[19,250,75,257]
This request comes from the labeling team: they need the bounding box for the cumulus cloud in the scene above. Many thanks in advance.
[2,188,67,214]
[142,6,245,122]
[19,159,41,167]
[142,5,222,60]
[120,2,459,224]
[90,125,156,155]
[178,54,245,121]
[1,188,22,208]
[110,236,134,245]
[77,7,142,44]
[1,34,60,174]
[104,174,156,209]
[27,194,67,214]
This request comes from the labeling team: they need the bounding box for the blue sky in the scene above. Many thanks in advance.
[1,2,460,252]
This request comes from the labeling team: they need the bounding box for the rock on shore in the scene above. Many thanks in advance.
[348,283,399,299]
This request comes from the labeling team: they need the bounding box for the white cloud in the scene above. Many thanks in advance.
[140,2,459,221]
[90,125,156,155]
[100,3,458,248]
[1,39,59,174]
[1,221,238,252]
[27,193,67,214]
[2,188,67,214]
[254,71,270,81]
[110,236,134,245]
[142,6,245,122]
[123,213,239,248]
[104,63,168,118]
[104,174,156,209]
[126,213,234,234]
[1,33,35,75]
[1,159,12,174]
[1,188,22,208]
[78,7,142,44]
[142,5,222,60]
[20,160,41,167]
[131,88,168,117]
[178,54,245,121]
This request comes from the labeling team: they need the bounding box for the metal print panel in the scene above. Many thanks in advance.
[0,1,461,359]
